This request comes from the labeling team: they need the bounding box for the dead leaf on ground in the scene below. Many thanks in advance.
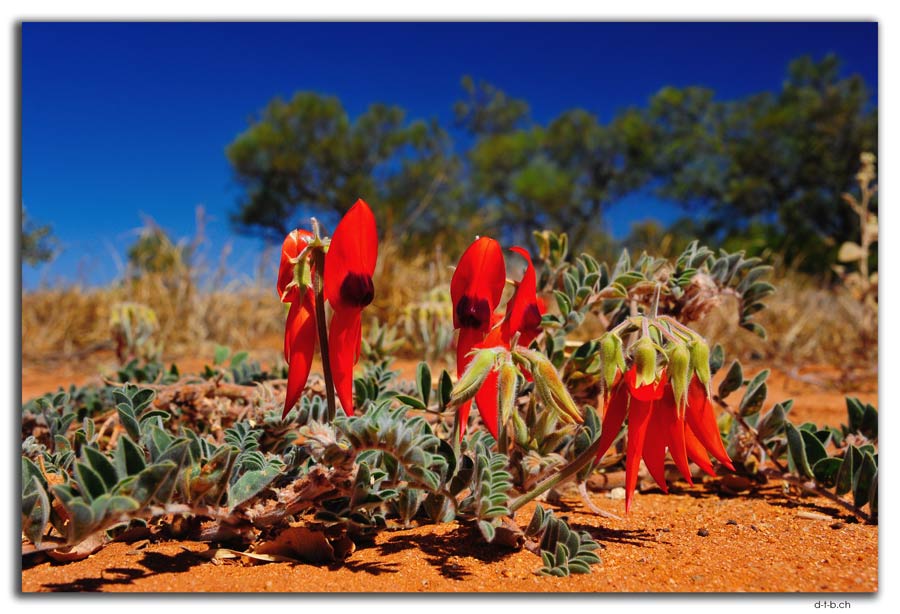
[253,525,355,564]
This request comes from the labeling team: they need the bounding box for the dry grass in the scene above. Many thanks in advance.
[22,244,876,375]
[694,271,877,369]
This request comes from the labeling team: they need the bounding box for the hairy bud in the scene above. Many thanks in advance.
[690,339,711,390]
[521,349,583,425]
[498,361,519,427]
[450,348,497,406]
[633,336,658,388]
[668,343,692,413]
[600,333,626,392]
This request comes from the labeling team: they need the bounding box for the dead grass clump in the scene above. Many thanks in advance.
[693,272,877,369]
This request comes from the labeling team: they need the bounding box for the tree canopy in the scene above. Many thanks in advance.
[226,55,876,274]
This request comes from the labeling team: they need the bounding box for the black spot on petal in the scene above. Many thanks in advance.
[456,295,490,329]
[340,273,374,308]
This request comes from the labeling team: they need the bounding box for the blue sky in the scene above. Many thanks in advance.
[21,21,878,289]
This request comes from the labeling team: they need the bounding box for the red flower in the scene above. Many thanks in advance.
[450,236,506,375]
[278,229,316,418]
[594,367,734,512]
[455,244,547,441]
[500,246,544,347]
[324,199,378,416]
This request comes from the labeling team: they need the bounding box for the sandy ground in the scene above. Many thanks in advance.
[20,351,878,593]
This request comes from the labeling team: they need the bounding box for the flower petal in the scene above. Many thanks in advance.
[283,288,317,418]
[474,369,500,441]
[328,307,362,416]
[665,410,693,486]
[593,380,629,462]
[501,246,544,346]
[626,366,668,402]
[277,229,313,303]
[624,397,654,513]
[450,237,505,333]
[642,399,671,493]
[324,199,378,310]
[684,424,716,476]
[686,378,735,470]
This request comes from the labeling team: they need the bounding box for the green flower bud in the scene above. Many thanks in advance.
[668,343,691,412]
[600,333,626,391]
[512,410,529,447]
[498,362,519,427]
[633,336,658,388]
[690,339,711,388]
[450,348,496,406]
[528,351,583,425]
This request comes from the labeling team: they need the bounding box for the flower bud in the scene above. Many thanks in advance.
[528,351,583,425]
[498,361,519,426]
[600,333,626,392]
[668,343,691,413]
[690,339,711,389]
[449,348,496,406]
[633,336,658,388]
[512,410,529,446]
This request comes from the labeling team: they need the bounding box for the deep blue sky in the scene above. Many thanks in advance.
[21,22,878,289]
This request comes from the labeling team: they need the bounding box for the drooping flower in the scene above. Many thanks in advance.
[324,199,378,416]
[593,365,735,512]
[278,229,316,418]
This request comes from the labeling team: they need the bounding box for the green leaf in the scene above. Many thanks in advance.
[860,403,878,440]
[756,402,787,440]
[83,447,119,491]
[852,451,877,510]
[835,445,861,496]
[439,370,453,408]
[738,369,769,416]
[65,499,96,544]
[799,430,828,469]
[477,520,497,543]
[230,351,249,368]
[138,409,171,425]
[416,362,431,407]
[709,344,725,375]
[394,394,427,410]
[115,434,147,478]
[228,463,282,510]
[868,471,878,518]
[22,477,50,546]
[845,398,864,433]
[214,345,229,366]
[74,461,107,501]
[812,458,842,489]
[717,360,743,400]
[130,388,156,414]
[785,422,813,479]
[128,461,177,505]
[553,291,572,315]
[117,403,142,441]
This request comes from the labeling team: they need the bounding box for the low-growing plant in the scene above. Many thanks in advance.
[21,205,877,579]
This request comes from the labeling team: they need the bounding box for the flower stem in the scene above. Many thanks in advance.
[508,430,606,513]
[311,247,337,421]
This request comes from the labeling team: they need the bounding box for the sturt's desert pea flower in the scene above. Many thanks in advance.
[324,199,378,416]
[278,229,317,418]
[450,237,506,437]
[450,236,507,375]
[593,349,735,512]
[451,245,565,440]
